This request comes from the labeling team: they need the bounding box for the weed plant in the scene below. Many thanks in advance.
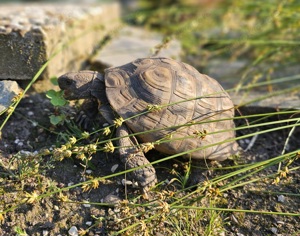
[0,0,300,235]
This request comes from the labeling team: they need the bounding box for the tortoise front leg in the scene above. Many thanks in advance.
[116,125,157,192]
[76,98,102,130]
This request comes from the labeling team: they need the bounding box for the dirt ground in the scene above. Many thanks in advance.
[0,92,299,236]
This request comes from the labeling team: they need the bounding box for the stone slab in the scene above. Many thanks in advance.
[231,92,300,111]
[90,26,181,69]
[0,80,22,113]
[205,59,300,110]
[0,2,120,81]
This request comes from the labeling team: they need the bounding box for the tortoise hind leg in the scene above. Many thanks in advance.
[116,125,157,192]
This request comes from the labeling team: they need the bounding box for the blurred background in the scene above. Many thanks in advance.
[2,0,299,92]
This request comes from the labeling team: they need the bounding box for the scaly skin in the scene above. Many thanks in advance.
[58,70,158,192]
[58,57,239,191]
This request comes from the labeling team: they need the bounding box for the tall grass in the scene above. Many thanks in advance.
[1,0,300,235]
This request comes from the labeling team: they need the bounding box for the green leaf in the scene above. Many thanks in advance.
[50,76,58,86]
[49,114,65,125]
[46,90,68,107]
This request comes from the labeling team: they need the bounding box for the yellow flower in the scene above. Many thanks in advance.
[63,150,72,158]
[69,136,77,145]
[6,106,14,115]
[193,129,207,139]
[78,229,88,236]
[272,176,280,185]
[82,183,91,192]
[103,141,115,153]
[158,201,170,213]
[91,179,100,189]
[82,131,90,139]
[88,144,97,154]
[76,153,86,160]
[103,127,111,136]
[58,192,69,202]
[0,213,5,223]
[113,117,124,127]
[140,142,155,153]
[147,104,162,112]
[23,191,39,204]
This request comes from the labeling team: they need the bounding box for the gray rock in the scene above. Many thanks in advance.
[68,226,78,236]
[0,80,22,113]
[102,194,121,205]
[91,26,181,69]
[0,2,120,85]
[205,59,248,88]
[270,227,278,234]
[230,91,300,110]
[277,195,285,203]
[205,59,300,110]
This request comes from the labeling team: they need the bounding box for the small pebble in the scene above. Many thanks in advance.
[43,230,49,236]
[132,181,139,188]
[102,194,121,204]
[83,203,91,208]
[277,195,285,203]
[68,182,74,187]
[270,227,277,234]
[86,169,92,174]
[17,141,24,146]
[122,179,132,186]
[68,226,78,236]
[108,208,114,216]
[231,214,239,224]
[111,164,118,173]
[239,140,245,145]
[86,221,92,226]
[20,150,30,155]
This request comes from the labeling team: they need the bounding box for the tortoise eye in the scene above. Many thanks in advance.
[64,78,73,86]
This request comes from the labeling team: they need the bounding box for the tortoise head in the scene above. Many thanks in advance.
[58,70,104,100]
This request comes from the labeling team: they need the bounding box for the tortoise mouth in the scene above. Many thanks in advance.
[62,90,76,100]
[62,88,92,100]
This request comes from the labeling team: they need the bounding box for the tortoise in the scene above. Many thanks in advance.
[58,57,239,192]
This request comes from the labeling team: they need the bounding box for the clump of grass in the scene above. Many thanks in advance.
[1,88,299,234]
[1,1,300,235]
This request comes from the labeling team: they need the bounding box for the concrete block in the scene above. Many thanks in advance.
[0,2,120,81]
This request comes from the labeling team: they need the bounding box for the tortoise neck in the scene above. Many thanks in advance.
[90,73,106,100]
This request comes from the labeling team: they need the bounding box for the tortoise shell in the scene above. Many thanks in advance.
[104,57,238,160]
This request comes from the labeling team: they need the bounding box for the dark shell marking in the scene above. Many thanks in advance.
[105,58,238,160]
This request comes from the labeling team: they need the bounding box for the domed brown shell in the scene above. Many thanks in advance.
[104,57,238,160]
